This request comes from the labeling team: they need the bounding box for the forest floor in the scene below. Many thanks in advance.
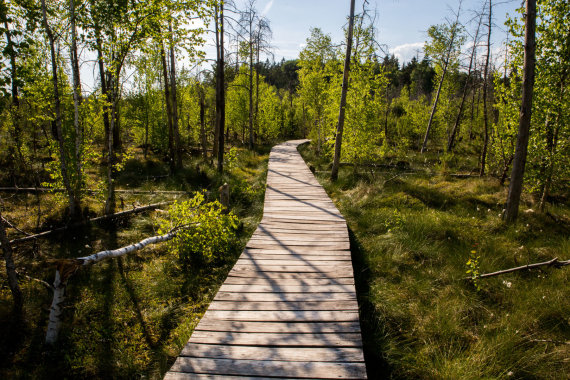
[299,142,569,380]
[0,145,270,379]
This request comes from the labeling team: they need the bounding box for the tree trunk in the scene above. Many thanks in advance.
[216,3,226,173]
[199,85,207,158]
[448,8,484,153]
[330,0,356,181]
[169,22,182,169]
[0,209,23,313]
[248,20,254,150]
[480,0,492,176]
[69,0,83,216]
[160,42,176,173]
[41,0,80,219]
[504,0,536,223]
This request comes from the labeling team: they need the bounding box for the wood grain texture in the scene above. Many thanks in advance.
[165,140,366,379]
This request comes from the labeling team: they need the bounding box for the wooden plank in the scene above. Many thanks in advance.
[195,320,362,333]
[202,310,360,322]
[226,270,355,279]
[242,248,351,255]
[169,357,367,379]
[188,331,363,347]
[239,254,352,262]
[223,277,354,285]
[245,242,350,251]
[179,344,365,363]
[218,284,356,294]
[213,292,356,302]
[207,300,358,311]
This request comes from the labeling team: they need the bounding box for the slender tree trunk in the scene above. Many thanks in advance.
[104,78,116,215]
[198,85,207,158]
[330,0,356,181]
[0,209,23,313]
[504,0,536,223]
[216,3,226,173]
[160,42,176,173]
[248,20,254,150]
[480,0,492,176]
[69,0,83,217]
[169,22,182,169]
[255,42,260,141]
[3,18,23,161]
[539,96,563,212]
[448,9,483,153]
[41,0,79,219]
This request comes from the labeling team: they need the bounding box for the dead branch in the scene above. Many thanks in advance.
[8,202,171,246]
[465,257,570,280]
[16,271,53,291]
[1,216,31,236]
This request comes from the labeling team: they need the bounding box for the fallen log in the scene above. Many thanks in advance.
[465,257,570,281]
[0,187,187,195]
[8,202,171,246]
[45,228,181,344]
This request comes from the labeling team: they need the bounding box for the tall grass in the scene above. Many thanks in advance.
[299,143,569,380]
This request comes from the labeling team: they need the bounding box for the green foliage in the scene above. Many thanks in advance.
[465,248,481,291]
[159,192,238,262]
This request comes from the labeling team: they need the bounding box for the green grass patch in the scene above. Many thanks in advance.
[299,142,569,380]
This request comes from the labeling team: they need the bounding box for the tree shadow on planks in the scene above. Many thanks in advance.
[349,227,393,379]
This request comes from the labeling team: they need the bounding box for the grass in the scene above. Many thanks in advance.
[299,142,569,380]
[0,146,270,379]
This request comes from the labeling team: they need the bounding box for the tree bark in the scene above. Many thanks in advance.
[504,0,536,223]
[330,0,356,181]
[160,42,176,173]
[169,22,182,169]
[421,8,461,154]
[447,7,484,153]
[216,2,226,173]
[69,0,84,217]
[248,18,254,149]
[41,0,80,219]
[0,209,23,312]
[479,0,492,176]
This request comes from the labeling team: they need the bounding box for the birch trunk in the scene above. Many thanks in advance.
[330,0,356,181]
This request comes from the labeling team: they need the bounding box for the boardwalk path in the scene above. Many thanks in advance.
[166,140,367,379]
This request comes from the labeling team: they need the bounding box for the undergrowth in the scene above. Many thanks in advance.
[0,146,269,379]
[299,142,569,380]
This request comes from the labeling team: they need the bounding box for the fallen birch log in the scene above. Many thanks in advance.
[465,257,570,281]
[9,202,171,246]
[0,187,187,195]
[45,229,181,344]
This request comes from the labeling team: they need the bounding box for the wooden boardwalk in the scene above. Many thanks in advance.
[165,140,367,379]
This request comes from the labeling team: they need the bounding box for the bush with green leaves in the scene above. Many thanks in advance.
[159,192,238,263]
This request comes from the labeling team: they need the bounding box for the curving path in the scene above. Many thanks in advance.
[165,140,367,379]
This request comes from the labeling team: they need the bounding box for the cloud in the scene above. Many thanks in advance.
[262,0,274,16]
[390,42,424,65]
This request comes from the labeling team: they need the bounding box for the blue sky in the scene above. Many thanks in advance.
[239,0,521,66]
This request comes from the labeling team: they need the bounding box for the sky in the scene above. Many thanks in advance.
[221,0,522,66]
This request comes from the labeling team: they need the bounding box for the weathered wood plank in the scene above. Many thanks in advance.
[179,344,365,362]
[223,276,354,285]
[213,292,357,302]
[169,357,367,379]
[202,310,360,322]
[207,300,358,311]
[188,331,363,347]
[195,320,362,333]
